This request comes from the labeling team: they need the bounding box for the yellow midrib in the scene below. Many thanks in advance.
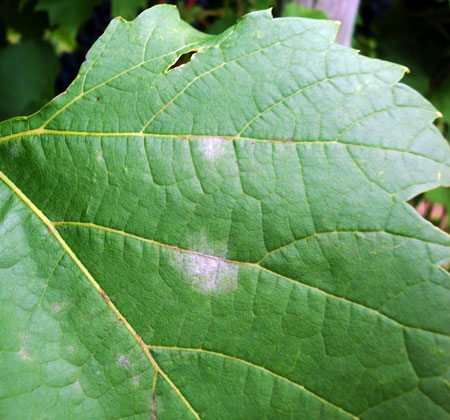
[0,128,447,168]
[54,221,450,337]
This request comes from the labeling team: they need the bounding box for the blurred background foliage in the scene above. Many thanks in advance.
[0,0,449,230]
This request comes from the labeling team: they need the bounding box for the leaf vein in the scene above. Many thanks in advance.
[0,130,447,167]
[150,345,359,419]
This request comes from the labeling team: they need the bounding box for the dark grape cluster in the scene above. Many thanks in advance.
[360,0,392,23]
[56,52,81,93]
[77,0,112,58]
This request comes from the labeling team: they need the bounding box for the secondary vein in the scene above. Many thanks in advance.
[53,220,450,337]
[150,345,359,419]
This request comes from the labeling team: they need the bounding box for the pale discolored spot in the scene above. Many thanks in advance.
[189,230,228,258]
[174,252,239,294]
[118,355,131,367]
[8,145,19,158]
[132,375,139,385]
[96,152,104,162]
[171,231,238,294]
[67,345,74,356]
[51,303,63,313]
[196,137,227,161]
[18,349,31,360]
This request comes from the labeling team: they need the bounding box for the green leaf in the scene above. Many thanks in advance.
[177,2,204,26]
[249,0,276,12]
[111,0,148,20]
[425,187,450,215]
[1,5,449,419]
[1,0,49,40]
[0,40,60,121]
[282,3,328,19]
[428,75,450,124]
[207,16,237,35]
[35,0,101,37]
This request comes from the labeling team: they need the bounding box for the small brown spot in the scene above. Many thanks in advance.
[101,291,111,302]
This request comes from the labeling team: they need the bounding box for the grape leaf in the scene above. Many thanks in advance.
[35,0,101,37]
[0,40,60,121]
[425,187,450,216]
[281,3,328,19]
[429,75,450,124]
[111,0,148,20]
[0,5,449,419]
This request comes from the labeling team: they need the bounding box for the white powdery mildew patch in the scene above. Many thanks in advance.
[196,137,227,161]
[171,231,238,294]
[174,252,239,294]
[51,302,66,313]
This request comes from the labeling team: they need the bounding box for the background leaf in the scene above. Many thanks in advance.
[425,187,450,217]
[0,39,60,121]
[35,0,102,38]
[111,0,148,20]
[281,3,328,19]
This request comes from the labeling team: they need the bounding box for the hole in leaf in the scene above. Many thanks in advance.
[166,50,198,72]
[409,186,450,233]
[409,186,450,272]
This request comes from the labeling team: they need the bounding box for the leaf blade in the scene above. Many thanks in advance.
[0,5,449,419]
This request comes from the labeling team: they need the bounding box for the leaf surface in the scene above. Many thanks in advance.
[0,6,449,419]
